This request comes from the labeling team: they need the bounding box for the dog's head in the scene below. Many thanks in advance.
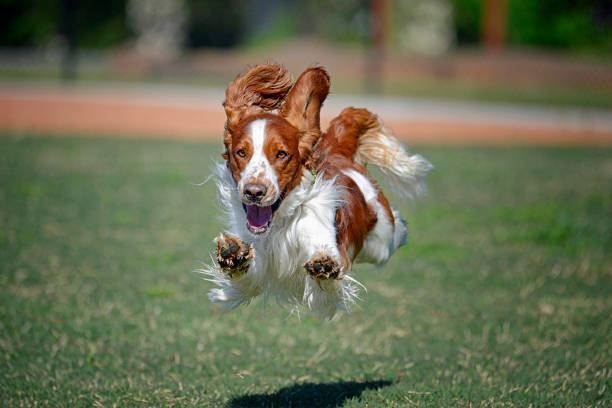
[222,65,330,236]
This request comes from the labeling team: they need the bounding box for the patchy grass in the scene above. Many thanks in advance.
[0,134,610,407]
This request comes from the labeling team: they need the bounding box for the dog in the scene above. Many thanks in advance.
[203,64,432,317]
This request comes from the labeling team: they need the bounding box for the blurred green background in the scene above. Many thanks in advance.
[2,0,611,52]
[1,0,610,107]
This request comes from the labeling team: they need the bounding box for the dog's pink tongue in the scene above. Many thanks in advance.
[245,205,272,228]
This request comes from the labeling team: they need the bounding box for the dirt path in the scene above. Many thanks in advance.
[1,80,611,145]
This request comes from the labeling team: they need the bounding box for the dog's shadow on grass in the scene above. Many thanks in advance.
[227,379,392,408]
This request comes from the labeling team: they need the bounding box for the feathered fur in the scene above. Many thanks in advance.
[202,64,431,318]
[201,165,363,317]
[325,107,433,198]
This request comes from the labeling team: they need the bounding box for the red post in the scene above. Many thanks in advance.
[366,0,388,93]
[482,0,507,51]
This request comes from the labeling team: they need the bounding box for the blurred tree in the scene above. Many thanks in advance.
[74,0,128,47]
[391,0,455,55]
[301,0,369,44]
[508,0,612,51]
[450,0,481,44]
[60,0,76,80]
[186,0,244,48]
[0,0,128,48]
[240,0,298,47]
[0,0,60,46]
[451,0,612,52]
[0,0,609,54]
[127,0,186,58]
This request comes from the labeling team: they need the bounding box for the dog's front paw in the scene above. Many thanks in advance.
[304,254,341,280]
[215,233,253,279]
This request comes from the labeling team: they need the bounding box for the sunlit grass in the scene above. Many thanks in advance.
[1,134,610,406]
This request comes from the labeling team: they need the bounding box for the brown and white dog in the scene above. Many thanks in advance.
[203,64,432,317]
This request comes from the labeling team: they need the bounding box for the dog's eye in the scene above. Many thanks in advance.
[276,151,287,159]
[236,149,246,158]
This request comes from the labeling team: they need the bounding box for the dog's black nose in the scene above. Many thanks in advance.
[244,183,267,202]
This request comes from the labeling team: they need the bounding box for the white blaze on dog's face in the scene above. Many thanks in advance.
[221,66,331,236]
[224,113,302,235]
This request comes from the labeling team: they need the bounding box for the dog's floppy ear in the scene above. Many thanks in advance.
[222,64,293,160]
[280,67,330,165]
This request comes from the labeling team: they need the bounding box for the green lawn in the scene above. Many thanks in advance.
[1,134,610,407]
[2,70,611,109]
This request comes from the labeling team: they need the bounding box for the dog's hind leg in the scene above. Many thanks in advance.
[215,233,254,279]
[304,254,341,280]
[296,202,344,279]
[296,202,359,317]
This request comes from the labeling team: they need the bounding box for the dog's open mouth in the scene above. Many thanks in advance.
[243,198,282,235]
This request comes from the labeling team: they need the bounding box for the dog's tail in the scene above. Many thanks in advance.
[325,107,433,198]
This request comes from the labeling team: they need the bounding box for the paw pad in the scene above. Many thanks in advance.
[216,233,253,279]
[304,255,341,280]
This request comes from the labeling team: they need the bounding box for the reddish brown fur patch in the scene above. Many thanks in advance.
[222,65,330,189]
[334,169,377,268]
[312,152,378,269]
[319,106,395,225]
[377,190,395,227]
[223,64,293,161]
[280,67,330,166]
[225,113,304,200]
[313,106,396,267]
[315,107,379,162]
[225,117,254,183]
[263,117,303,195]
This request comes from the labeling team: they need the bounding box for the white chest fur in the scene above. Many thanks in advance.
[203,166,363,317]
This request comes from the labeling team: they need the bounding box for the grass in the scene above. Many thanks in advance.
[378,77,612,109]
[2,69,611,109]
[0,134,610,407]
